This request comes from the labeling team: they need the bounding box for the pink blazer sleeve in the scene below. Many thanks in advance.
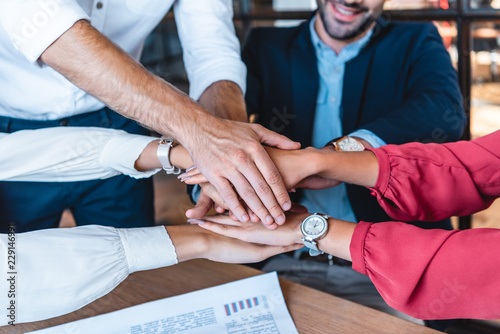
[349,131,500,319]
[367,130,500,222]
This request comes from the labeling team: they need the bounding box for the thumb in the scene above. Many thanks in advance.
[186,191,214,219]
[251,124,301,150]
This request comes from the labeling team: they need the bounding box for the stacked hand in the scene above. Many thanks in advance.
[181,145,342,227]
[182,119,301,229]
[187,212,310,247]
[167,224,303,264]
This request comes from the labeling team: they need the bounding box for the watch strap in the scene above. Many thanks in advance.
[157,138,182,175]
[302,237,320,252]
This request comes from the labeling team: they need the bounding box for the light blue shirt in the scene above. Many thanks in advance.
[300,17,386,222]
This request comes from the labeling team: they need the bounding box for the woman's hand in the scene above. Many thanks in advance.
[166,225,303,264]
[188,212,311,246]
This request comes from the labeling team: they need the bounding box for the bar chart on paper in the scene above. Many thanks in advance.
[28,272,298,334]
[224,296,282,333]
[224,297,260,316]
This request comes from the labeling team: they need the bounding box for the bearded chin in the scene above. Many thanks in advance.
[320,10,377,41]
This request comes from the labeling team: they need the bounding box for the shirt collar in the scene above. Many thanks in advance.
[309,16,373,58]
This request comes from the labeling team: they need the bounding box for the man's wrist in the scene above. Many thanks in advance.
[198,80,247,121]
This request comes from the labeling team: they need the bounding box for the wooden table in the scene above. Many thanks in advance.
[6,260,439,334]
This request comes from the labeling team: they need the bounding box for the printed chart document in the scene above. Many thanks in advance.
[27,272,298,334]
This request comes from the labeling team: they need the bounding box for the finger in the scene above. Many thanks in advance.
[198,214,245,227]
[229,211,239,221]
[180,174,207,184]
[264,222,278,230]
[250,210,260,223]
[212,177,249,222]
[251,124,301,150]
[198,221,243,239]
[251,152,291,223]
[241,203,260,223]
[214,203,226,213]
[190,219,243,228]
[200,183,228,210]
[178,168,204,180]
[226,169,278,225]
[185,192,214,219]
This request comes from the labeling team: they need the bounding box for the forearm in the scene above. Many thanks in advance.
[198,81,247,121]
[165,225,209,262]
[40,20,211,143]
[315,150,379,187]
[134,140,193,172]
[318,218,356,261]
[267,147,379,189]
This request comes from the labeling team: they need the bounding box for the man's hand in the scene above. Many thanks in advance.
[181,146,340,192]
[185,183,227,219]
[183,119,300,229]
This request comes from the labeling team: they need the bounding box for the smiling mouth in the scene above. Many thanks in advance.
[329,1,366,21]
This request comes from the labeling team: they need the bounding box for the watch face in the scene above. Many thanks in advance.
[301,215,328,238]
[338,137,364,151]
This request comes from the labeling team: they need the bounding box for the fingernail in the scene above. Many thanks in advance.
[186,165,196,172]
[242,214,249,222]
[277,215,286,225]
[282,202,291,211]
[178,173,187,179]
[266,215,273,224]
[180,176,191,182]
[187,219,204,224]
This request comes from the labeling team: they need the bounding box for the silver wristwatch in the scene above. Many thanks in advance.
[300,213,331,256]
[157,137,182,175]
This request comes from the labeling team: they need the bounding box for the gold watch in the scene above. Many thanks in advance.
[330,136,364,152]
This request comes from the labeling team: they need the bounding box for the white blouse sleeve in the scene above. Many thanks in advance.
[0,0,89,63]
[0,127,161,182]
[173,0,247,100]
[0,225,177,325]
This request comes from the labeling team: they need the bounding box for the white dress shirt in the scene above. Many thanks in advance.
[0,127,161,181]
[0,225,177,326]
[0,126,178,326]
[0,0,246,120]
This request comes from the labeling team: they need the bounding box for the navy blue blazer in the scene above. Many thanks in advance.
[243,18,466,227]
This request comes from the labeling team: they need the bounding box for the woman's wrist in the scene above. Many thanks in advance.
[165,225,210,262]
[134,140,194,172]
[170,145,193,170]
[316,218,356,261]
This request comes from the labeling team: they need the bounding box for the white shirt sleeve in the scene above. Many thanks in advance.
[0,127,161,182]
[0,225,177,325]
[0,0,90,63]
[173,0,247,100]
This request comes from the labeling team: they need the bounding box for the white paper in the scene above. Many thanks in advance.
[27,272,298,334]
